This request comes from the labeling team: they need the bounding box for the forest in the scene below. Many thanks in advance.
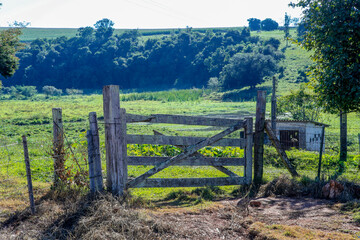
[2,19,284,91]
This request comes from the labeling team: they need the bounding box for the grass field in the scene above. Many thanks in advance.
[1,91,360,204]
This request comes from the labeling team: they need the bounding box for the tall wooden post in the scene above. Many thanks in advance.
[103,85,127,196]
[22,135,35,214]
[87,112,103,193]
[317,125,325,180]
[254,91,266,185]
[52,108,64,187]
[244,117,253,184]
[271,76,277,132]
[340,112,347,172]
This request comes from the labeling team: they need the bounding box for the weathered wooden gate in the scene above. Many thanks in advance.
[101,85,253,195]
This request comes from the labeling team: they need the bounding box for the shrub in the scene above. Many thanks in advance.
[1,85,37,99]
[42,85,62,96]
[66,88,83,95]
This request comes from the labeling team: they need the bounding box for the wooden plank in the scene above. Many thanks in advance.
[52,108,64,187]
[128,156,245,166]
[254,91,266,185]
[22,135,35,214]
[132,177,245,188]
[126,120,246,188]
[103,85,127,196]
[244,117,253,184]
[87,112,103,193]
[127,134,245,147]
[126,113,242,127]
[265,122,299,177]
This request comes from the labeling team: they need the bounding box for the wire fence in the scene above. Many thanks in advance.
[263,127,360,182]
[0,123,90,215]
[1,114,360,216]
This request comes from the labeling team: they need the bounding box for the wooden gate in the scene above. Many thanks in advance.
[102,85,253,195]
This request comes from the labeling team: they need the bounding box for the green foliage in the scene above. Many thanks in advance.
[264,38,281,50]
[261,18,279,31]
[42,85,62,96]
[220,52,279,90]
[247,18,261,31]
[0,85,37,99]
[3,22,283,92]
[293,0,360,114]
[277,85,321,121]
[65,88,83,95]
[0,28,23,78]
[284,13,291,47]
[120,89,206,102]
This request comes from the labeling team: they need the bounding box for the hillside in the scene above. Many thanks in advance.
[2,26,309,97]
[0,26,244,42]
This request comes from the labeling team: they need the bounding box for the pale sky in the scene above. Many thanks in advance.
[0,0,302,29]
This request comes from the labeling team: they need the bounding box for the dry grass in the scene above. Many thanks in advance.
[0,191,174,240]
[249,222,357,240]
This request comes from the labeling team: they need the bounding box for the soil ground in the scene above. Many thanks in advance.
[1,195,359,239]
[150,197,360,239]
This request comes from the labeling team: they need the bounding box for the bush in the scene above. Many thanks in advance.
[1,85,37,99]
[207,77,221,92]
[42,85,62,96]
[66,88,83,95]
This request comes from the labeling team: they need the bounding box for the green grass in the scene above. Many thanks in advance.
[1,91,360,203]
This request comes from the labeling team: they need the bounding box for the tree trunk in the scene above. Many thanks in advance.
[339,111,347,173]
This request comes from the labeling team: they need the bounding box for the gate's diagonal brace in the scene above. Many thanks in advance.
[265,122,299,177]
[127,120,246,188]
[153,130,239,178]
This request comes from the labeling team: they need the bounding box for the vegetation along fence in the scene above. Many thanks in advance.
[87,85,254,195]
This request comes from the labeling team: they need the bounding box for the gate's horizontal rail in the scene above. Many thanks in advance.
[131,177,245,188]
[127,134,245,147]
[128,156,245,166]
[126,113,244,127]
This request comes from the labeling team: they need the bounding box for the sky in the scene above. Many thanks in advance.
[0,0,302,29]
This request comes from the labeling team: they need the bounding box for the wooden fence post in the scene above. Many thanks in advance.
[52,108,64,187]
[317,125,325,180]
[103,85,128,196]
[254,91,266,185]
[87,112,103,193]
[244,117,253,184]
[271,76,277,132]
[22,135,35,214]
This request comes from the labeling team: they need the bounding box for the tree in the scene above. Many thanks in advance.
[0,28,23,79]
[220,53,278,90]
[277,85,321,121]
[284,12,291,47]
[94,18,114,40]
[247,18,261,31]
[261,18,279,31]
[8,21,31,28]
[293,0,360,171]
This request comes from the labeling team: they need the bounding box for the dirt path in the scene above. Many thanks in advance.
[152,197,360,239]
[248,197,360,234]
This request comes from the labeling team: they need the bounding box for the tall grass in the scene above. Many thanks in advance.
[120,89,208,102]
